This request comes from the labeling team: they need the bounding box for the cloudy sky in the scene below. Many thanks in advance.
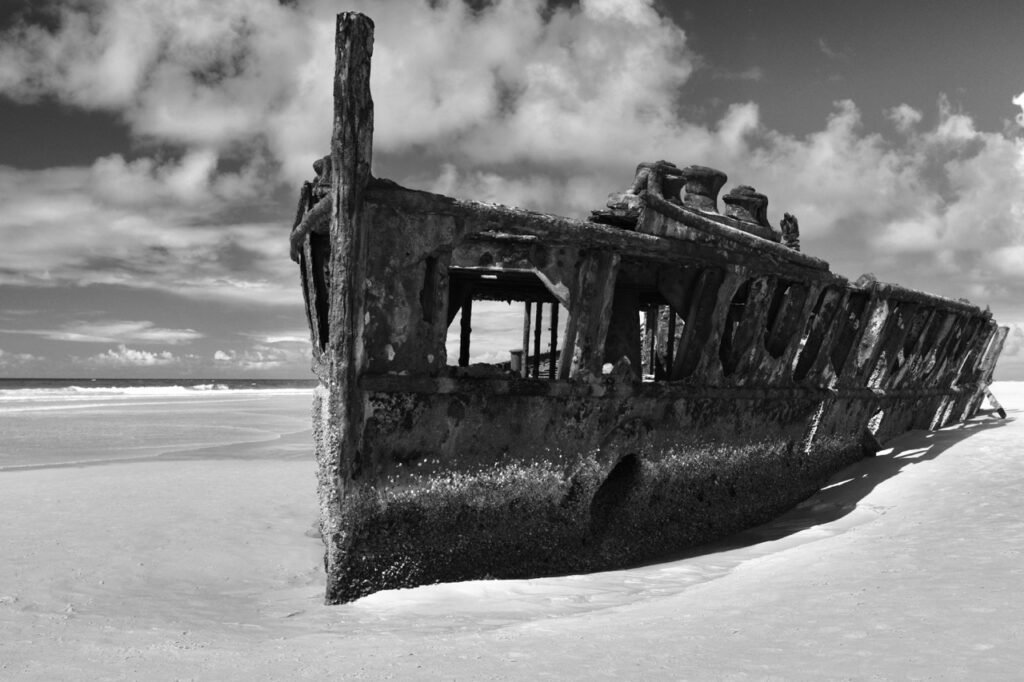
[2,0,1024,379]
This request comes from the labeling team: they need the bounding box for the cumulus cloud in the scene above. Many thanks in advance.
[2,0,1024,332]
[89,150,267,206]
[1013,93,1024,128]
[212,342,306,371]
[84,344,180,367]
[0,0,695,181]
[0,0,305,143]
[887,103,923,132]
[0,348,39,367]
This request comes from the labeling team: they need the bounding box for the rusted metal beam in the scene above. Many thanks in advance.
[672,268,725,379]
[764,281,810,360]
[864,301,920,388]
[319,11,375,605]
[521,301,532,378]
[792,286,844,383]
[604,284,642,377]
[562,251,620,379]
[869,280,991,318]
[721,276,774,378]
[828,291,875,383]
[364,182,838,282]
[532,301,544,378]
[549,303,559,380]
[459,297,473,367]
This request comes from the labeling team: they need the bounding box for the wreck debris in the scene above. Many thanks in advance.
[293,13,1008,604]
[289,155,333,263]
[598,160,682,227]
[679,165,727,213]
[781,212,801,251]
[722,185,779,242]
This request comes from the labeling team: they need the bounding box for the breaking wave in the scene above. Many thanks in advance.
[0,379,315,407]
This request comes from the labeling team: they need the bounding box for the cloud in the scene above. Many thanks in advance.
[1013,93,1024,128]
[0,0,697,180]
[1000,324,1024,357]
[0,0,696,302]
[817,37,847,61]
[0,0,304,143]
[245,331,311,345]
[0,348,39,367]
[887,103,923,132]
[89,150,267,206]
[213,342,306,371]
[367,0,694,167]
[0,163,300,305]
[444,300,541,366]
[711,66,764,82]
[9,320,203,344]
[3,0,1024,336]
[83,344,180,367]
[438,90,1024,308]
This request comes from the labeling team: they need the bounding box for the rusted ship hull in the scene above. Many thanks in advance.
[297,14,1007,604]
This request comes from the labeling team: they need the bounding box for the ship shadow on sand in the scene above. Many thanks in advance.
[655,408,1013,563]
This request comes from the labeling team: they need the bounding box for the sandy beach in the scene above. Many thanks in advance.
[2,383,1023,680]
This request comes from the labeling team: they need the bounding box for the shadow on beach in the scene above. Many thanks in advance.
[339,407,1015,629]
[662,408,1013,562]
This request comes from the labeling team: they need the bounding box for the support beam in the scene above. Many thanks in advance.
[604,284,642,378]
[459,298,473,367]
[722,276,774,378]
[549,303,559,380]
[559,251,620,379]
[522,301,532,377]
[884,306,936,388]
[894,309,951,387]
[666,308,677,374]
[672,268,725,379]
[643,307,658,376]
[320,12,375,606]
[793,287,844,383]
[861,301,919,388]
[764,282,810,359]
[533,301,544,377]
[828,291,874,383]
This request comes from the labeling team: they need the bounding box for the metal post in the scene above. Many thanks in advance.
[533,301,544,378]
[522,301,532,377]
[549,303,559,380]
[459,298,472,367]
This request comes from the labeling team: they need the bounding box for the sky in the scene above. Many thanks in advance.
[2,0,1024,379]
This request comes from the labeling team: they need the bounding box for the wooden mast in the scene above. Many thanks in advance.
[318,12,374,604]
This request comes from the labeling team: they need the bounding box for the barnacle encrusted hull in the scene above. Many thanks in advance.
[315,386,869,603]
[296,14,1007,604]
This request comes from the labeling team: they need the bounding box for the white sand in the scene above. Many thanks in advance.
[2,384,1023,680]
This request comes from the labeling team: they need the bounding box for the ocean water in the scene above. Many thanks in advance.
[0,378,316,470]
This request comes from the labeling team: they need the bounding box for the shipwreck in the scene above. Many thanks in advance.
[291,13,1007,604]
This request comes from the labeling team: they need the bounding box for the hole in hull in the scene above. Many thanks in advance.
[590,454,641,536]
